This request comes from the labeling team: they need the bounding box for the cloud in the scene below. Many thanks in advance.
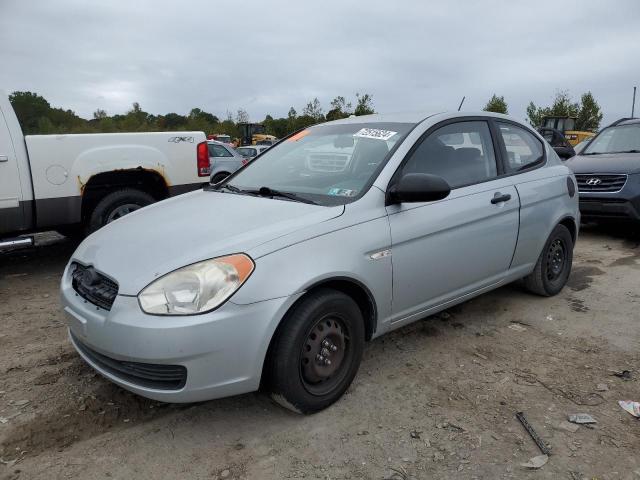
[1,0,638,125]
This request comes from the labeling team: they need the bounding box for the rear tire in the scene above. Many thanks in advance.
[266,289,365,414]
[87,189,155,234]
[211,172,230,184]
[523,224,573,296]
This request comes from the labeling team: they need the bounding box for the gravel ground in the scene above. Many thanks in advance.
[1,226,639,480]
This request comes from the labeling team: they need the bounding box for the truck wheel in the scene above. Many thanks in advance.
[88,189,155,233]
[211,172,230,184]
[523,224,573,296]
[266,288,365,414]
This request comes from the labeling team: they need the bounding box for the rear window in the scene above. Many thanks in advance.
[208,144,233,157]
[237,147,257,157]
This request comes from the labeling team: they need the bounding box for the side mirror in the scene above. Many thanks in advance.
[387,173,451,204]
[554,146,576,160]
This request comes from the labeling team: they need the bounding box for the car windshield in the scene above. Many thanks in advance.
[221,122,414,206]
[583,124,640,155]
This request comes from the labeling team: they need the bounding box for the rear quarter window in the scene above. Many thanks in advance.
[498,123,544,172]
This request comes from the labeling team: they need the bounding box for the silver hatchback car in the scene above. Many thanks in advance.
[208,140,247,184]
[62,112,579,413]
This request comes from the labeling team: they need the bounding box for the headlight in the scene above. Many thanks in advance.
[138,254,254,315]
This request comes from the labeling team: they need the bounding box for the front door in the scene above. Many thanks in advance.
[386,120,520,322]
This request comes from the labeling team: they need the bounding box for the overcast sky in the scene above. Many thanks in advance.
[1,0,639,126]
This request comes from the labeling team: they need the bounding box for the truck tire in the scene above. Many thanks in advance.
[88,189,155,233]
[265,288,365,414]
[523,224,573,296]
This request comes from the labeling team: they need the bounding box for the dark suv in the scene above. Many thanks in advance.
[566,118,640,223]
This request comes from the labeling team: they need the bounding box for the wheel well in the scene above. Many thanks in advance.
[259,278,378,390]
[301,279,377,341]
[81,169,169,221]
[559,217,577,244]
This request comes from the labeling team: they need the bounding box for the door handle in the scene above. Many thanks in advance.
[491,192,511,204]
[0,155,8,162]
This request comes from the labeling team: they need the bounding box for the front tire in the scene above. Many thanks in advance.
[523,224,573,296]
[88,188,155,234]
[266,289,365,414]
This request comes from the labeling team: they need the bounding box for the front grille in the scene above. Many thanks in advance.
[575,174,627,192]
[71,332,187,390]
[308,153,350,172]
[71,263,118,310]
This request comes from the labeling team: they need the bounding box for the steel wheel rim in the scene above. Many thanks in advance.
[106,204,141,223]
[299,315,351,396]
[546,238,566,281]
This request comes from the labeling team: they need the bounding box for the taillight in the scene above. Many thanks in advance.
[241,158,249,166]
[197,141,210,177]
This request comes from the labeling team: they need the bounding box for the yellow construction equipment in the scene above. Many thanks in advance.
[237,123,277,146]
[541,116,594,146]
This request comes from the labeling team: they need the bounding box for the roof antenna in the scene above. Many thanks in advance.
[457,96,466,111]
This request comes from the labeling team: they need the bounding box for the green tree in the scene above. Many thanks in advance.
[236,108,249,124]
[93,109,107,120]
[483,94,508,114]
[286,107,298,133]
[526,101,544,128]
[326,96,352,121]
[575,91,603,131]
[527,90,579,127]
[9,91,52,134]
[302,98,324,122]
[162,112,187,129]
[354,93,375,116]
[189,108,218,125]
[527,90,601,131]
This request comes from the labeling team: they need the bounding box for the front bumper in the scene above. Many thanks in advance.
[61,265,299,403]
[578,174,640,221]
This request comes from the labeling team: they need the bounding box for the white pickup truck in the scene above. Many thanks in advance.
[0,91,209,248]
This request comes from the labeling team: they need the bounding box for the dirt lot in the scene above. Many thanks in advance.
[1,226,639,480]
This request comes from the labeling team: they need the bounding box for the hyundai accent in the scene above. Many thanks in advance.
[62,112,579,413]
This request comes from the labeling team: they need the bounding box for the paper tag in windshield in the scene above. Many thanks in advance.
[328,188,357,197]
[353,128,397,141]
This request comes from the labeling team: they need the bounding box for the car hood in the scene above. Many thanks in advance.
[566,152,640,174]
[71,190,344,295]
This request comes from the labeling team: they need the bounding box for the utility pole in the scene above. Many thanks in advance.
[632,86,637,118]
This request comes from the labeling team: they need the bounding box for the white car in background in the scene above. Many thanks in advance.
[236,145,271,160]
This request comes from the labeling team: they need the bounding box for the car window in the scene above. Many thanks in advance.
[237,147,257,157]
[498,123,544,171]
[209,144,233,157]
[583,124,640,154]
[401,121,497,189]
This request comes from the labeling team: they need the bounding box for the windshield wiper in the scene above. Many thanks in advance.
[610,150,640,154]
[205,183,252,194]
[249,186,319,205]
[582,151,605,155]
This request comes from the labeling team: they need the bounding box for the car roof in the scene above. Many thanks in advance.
[612,117,640,126]
[207,140,229,145]
[316,111,525,127]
